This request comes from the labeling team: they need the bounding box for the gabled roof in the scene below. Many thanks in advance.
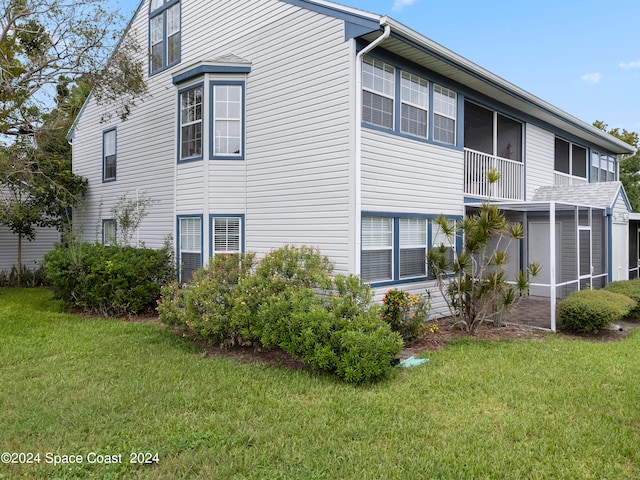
[532,181,630,212]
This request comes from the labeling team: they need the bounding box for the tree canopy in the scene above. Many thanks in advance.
[593,120,640,211]
[0,0,147,137]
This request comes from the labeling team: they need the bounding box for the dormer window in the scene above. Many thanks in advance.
[150,0,180,74]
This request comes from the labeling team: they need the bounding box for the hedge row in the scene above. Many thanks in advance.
[44,242,175,316]
[558,288,636,334]
[157,246,403,383]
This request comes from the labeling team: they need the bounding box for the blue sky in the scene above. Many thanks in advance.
[116,0,640,134]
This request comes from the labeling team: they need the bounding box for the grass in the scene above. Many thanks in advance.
[1,288,640,479]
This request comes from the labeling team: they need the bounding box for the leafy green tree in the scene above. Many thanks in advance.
[593,120,640,211]
[1,0,147,137]
[428,171,540,331]
[0,79,88,285]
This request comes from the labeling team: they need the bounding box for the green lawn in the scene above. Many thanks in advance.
[1,288,639,479]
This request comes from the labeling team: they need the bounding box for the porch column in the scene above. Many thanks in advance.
[550,202,556,332]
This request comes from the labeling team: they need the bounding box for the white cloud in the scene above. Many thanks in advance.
[392,0,417,12]
[581,73,602,84]
[619,60,640,69]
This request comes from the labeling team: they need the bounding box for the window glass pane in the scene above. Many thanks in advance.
[180,218,201,252]
[214,217,241,252]
[572,144,587,178]
[433,85,456,145]
[400,248,426,278]
[433,114,455,145]
[180,87,202,159]
[150,0,163,11]
[554,138,570,174]
[401,72,428,108]
[464,101,493,154]
[399,218,426,278]
[362,250,392,282]
[363,91,393,129]
[363,57,394,97]
[432,219,456,268]
[214,85,242,155]
[401,104,427,138]
[103,221,116,245]
[497,114,522,161]
[362,217,392,248]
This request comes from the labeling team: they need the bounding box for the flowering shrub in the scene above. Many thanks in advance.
[382,288,430,342]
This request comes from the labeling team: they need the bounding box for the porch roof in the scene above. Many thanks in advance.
[531,181,629,212]
[465,200,606,213]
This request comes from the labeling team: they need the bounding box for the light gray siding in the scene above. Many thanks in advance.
[525,124,555,199]
[73,0,354,272]
[0,226,59,272]
[361,129,464,216]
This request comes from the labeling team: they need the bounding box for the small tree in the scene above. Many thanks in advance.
[108,193,156,247]
[428,171,540,331]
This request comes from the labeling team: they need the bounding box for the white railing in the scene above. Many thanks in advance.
[464,149,524,200]
[554,171,588,186]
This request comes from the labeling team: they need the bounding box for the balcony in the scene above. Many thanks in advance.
[464,148,524,201]
[554,171,588,186]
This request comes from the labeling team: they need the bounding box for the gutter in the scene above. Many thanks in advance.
[354,18,390,276]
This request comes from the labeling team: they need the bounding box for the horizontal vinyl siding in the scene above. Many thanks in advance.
[72,2,175,248]
[0,226,59,271]
[361,129,464,216]
[525,124,555,199]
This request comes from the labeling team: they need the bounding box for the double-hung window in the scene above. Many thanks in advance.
[591,151,617,182]
[362,215,457,284]
[179,85,203,161]
[150,0,180,74]
[400,72,429,138]
[178,216,202,282]
[362,216,393,282]
[211,83,244,159]
[103,128,116,182]
[212,216,243,254]
[102,219,116,246]
[399,218,427,278]
[362,57,395,130]
[433,85,457,145]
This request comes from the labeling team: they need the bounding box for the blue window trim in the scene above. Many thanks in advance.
[209,80,246,161]
[176,214,204,280]
[173,64,252,85]
[102,127,117,183]
[360,53,463,151]
[177,82,204,163]
[361,212,463,287]
[101,218,116,245]
[148,0,181,76]
[209,214,245,258]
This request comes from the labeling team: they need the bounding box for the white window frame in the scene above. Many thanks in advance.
[149,0,180,74]
[362,56,395,130]
[361,216,394,282]
[212,216,243,254]
[211,83,244,159]
[399,218,427,279]
[178,216,202,282]
[433,84,457,145]
[102,128,116,182]
[102,219,116,246]
[400,71,429,139]
[179,85,203,161]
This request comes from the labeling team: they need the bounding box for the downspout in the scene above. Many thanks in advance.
[354,19,390,276]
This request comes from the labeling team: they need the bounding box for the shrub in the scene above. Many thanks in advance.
[603,279,640,318]
[558,289,636,334]
[157,245,403,383]
[0,265,48,288]
[45,242,175,316]
[158,253,255,342]
[381,288,430,342]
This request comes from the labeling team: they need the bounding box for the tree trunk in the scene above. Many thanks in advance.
[17,233,22,287]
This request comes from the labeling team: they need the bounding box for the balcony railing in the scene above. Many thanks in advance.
[464,148,524,200]
[554,172,588,186]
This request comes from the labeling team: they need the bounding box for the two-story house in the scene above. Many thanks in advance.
[70,0,636,330]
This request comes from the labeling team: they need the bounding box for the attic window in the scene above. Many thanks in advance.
[150,0,180,74]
